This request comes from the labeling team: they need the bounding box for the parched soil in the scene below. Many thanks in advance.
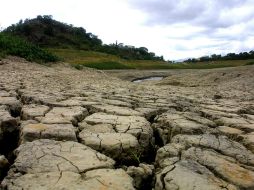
[0,57,254,190]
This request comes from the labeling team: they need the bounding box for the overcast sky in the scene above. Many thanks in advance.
[1,0,254,60]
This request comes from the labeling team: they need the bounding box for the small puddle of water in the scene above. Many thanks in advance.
[132,76,164,83]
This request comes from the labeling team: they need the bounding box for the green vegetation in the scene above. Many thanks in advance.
[48,48,167,69]
[47,48,121,64]
[0,33,58,63]
[2,15,254,69]
[76,62,134,70]
[185,51,254,63]
[170,59,254,69]
[3,15,163,61]
[50,48,253,70]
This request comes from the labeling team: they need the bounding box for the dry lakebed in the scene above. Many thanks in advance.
[0,57,254,190]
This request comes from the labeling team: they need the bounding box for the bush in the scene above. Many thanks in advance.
[0,33,59,63]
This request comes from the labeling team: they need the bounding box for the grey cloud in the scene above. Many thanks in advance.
[128,0,206,25]
[126,0,254,58]
[174,39,229,51]
[127,0,254,28]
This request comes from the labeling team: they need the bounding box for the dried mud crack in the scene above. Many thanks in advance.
[0,57,254,190]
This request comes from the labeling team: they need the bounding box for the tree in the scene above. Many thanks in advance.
[211,54,221,60]
[200,56,210,62]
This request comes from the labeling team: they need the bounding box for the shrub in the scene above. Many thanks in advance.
[0,33,59,63]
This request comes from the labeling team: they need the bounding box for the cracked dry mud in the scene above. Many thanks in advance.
[0,57,253,190]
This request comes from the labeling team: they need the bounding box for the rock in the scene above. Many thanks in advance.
[79,131,139,161]
[8,139,115,175]
[19,90,66,106]
[40,106,88,126]
[78,121,115,133]
[81,113,154,162]
[0,96,22,117]
[155,160,237,190]
[0,97,20,108]
[0,108,19,154]
[153,112,206,145]
[155,143,185,168]
[3,169,135,190]
[90,104,143,116]
[238,105,254,115]
[102,99,132,107]
[215,116,254,132]
[21,104,49,120]
[127,163,154,189]
[216,125,244,138]
[243,114,254,121]
[182,112,216,127]
[0,60,6,65]
[0,91,10,97]
[213,94,222,99]
[54,98,99,108]
[20,123,77,143]
[240,132,254,153]
[135,107,160,121]
[78,119,143,162]
[155,132,254,190]
[0,155,10,179]
[83,169,135,190]
[202,104,239,114]
[85,113,153,150]
[200,108,239,120]
[0,108,19,134]
[172,134,254,165]
[183,147,254,189]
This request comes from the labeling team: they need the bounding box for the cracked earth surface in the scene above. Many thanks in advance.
[0,57,254,190]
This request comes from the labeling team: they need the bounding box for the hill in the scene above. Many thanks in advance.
[3,15,164,61]
[2,15,253,70]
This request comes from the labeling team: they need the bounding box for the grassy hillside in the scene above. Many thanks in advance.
[49,48,254,70]
[48,48,168,69]
[2,15,254,69]
[3,15,102,50]
[3,15,163,61]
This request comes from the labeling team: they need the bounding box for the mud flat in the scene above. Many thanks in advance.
[0,57,254,190]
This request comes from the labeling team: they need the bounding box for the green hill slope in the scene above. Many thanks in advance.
[2,15,253,69]
[3,15,164,61]
[49,48,253,70]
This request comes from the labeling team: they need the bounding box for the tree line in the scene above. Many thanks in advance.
[185,51,254,62]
